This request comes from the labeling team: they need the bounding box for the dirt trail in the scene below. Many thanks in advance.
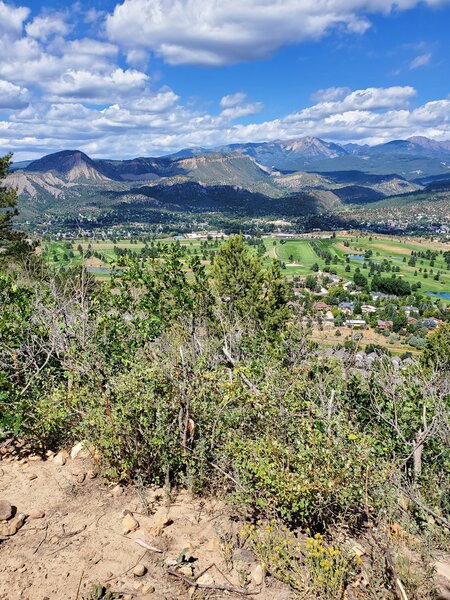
[0,445,292,600]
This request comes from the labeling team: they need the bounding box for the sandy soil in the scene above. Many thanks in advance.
[1,445,449,600]
[0,444,293,600]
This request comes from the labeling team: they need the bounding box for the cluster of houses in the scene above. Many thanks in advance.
[309,299,443,332]
[324,347,416,370]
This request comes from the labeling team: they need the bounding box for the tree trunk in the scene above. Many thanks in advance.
[413,431,424,477]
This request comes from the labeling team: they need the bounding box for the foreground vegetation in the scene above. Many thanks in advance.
[1,155,450,598]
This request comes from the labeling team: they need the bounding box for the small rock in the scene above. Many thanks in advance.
[143,585,156,594]
[158,516,173,529]
[70,442,87,460]
[90,551,102,564]
[73,471,86,484]
[122,513,139,535]
[206,537,219,553]
[0,499,13,521]
[0,513,26,536]
[112,485,123,498]
[132,564,147,577]
[28,473,37,481]
[178,565,193,577]
[29,455,42,462]
[53,451,68,466]
[252,564,264,586]
[28,510,45,519]
[86,469,97,479]
[197,573,214,585]
[351,542,366,557]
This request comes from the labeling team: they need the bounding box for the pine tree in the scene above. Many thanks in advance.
[0,153,25,256]
[213,234,289,331]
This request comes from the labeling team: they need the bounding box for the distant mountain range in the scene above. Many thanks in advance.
[6,135,450,228]
[175,135,450,176]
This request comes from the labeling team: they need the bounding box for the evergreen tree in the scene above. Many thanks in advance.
[213,234,288,331]
[0,153,26,256]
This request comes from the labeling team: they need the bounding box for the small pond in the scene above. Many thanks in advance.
[425,292,450,300]
[348,254,365,261]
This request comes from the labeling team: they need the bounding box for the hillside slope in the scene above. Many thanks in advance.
[8,136,450,228]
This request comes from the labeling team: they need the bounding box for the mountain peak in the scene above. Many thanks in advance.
[277,136,348,158]
[407,136,450,153]
[26,150,112,182]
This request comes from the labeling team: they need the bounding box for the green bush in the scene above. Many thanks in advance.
[73,364,184,481]
[228,419,384,529]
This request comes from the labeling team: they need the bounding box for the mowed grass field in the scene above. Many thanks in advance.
[42,237,221,279]
[43,232,450,299]
[267,234,450,298]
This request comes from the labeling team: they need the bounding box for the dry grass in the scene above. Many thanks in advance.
[310,326,420,355]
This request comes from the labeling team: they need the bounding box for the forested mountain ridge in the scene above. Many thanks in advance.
[8,135,446,227]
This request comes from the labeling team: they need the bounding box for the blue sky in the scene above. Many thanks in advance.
[0,0,449,159]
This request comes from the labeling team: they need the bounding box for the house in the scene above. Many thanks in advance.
[328,274,342,284]
[339,301,354,314]
[313,301,331,311]
[344,319,367,328]
[392,356,402,370]
[355,352,366,368]
[401,305,419,316]
[421,318,441,330]
[361,304,377,314]
[377,319,393,330]
[371,292,390,301]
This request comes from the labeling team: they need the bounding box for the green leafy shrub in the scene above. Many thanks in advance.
[73,363,183,481]
[228,419,384,529]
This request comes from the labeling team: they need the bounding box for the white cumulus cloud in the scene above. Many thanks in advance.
[105,0,450,66]
[0,0,29,39]
[220,92,247,108]
[0,79,29,109]
[25,15,69,41]
[221,102,263,120]
[3,85,450,160]
[45,68,149,104]
[311,87,351,103]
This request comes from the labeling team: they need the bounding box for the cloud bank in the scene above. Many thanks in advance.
[105,0,450,66]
